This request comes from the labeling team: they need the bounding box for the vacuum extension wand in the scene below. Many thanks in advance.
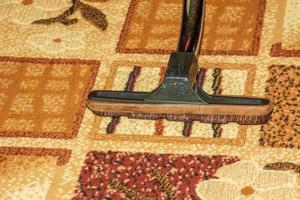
[87,0,273,125]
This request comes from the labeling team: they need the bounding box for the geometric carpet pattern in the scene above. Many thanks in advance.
[260,65,300,148]
[0,57,98,139]
[91,62,255,146]
[117,0,266,55]
[0,0,299,199]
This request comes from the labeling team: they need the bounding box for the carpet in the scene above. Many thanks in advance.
[0,0,299,199]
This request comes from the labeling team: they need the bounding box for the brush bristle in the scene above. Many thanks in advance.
[93,111,271,125]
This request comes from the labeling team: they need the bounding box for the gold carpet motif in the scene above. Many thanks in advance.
[0,0,299,199]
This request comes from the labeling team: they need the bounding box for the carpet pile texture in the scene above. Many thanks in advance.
[0,0,299,199]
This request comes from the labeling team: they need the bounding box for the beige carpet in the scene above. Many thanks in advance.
[0,0,299,199]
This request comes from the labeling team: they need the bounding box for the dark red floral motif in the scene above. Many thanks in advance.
[73,151,239,199]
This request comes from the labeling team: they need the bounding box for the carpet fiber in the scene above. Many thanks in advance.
[0,0,299,199]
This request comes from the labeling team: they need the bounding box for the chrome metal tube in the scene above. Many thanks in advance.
[177,0,205,58]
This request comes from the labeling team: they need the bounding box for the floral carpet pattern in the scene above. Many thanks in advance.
[0,0,300,199]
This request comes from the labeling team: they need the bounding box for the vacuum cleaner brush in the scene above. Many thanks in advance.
[87,0,273,125]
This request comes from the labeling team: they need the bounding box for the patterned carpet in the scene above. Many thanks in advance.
[0,0,299,199]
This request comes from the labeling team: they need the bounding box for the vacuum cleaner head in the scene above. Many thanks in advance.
[87,0,273,125]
